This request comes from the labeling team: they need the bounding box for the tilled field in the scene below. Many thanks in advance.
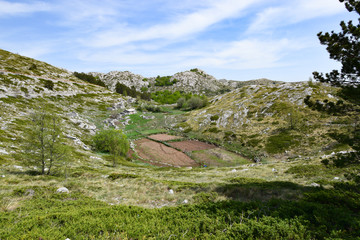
[169,140,216,152]
[134,138,197,167]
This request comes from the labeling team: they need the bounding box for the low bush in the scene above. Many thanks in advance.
[108,173,140,180]
[1,189,359,239]
[73,72,106,87]
[265,130,300,154]
[210,115,219,121]
[43,79,54,90]
[154,75,177,86]
[93,129,129,166]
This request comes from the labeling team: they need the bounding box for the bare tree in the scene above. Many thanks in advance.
[24,107,69,175]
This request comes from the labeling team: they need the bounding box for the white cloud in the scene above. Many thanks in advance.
[0,0,50,16]
[248,0,345,33]
[77,36,306,74]
[86,0,261,47]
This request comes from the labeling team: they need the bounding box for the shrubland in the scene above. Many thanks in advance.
[1,5,360,237]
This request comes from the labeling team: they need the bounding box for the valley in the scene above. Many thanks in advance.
[0,49,359,239]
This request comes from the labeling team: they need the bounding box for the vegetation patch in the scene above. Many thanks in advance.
[108,173,140,180]
[265,130,300,154]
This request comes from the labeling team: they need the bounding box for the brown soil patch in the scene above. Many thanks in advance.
[148,134,182,141]
[134,139,197,167]
[169,140,216,152]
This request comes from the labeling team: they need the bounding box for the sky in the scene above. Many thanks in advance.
[0,0,358,82]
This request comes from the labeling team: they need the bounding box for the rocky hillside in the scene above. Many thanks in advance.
[180,81,357,158]
[0,49,135,165]
[91,68,231,95]
[219,78,284,89]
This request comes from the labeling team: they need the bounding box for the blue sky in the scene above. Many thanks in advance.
[0,0,357,81]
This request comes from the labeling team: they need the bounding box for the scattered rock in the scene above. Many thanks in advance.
[169,189,174,194]
[141,115,155,120]
[272,168,277,172]
[310,183,320,187]
[1,175,5,178]
[334,177,340,180]
[0,149,9,155]
[231,169,237,172]
[25,189,35,197]
[67,111,78,118]
[56,187,70,193]
[13,165,23,170]
[241,169,249,172]
[183,199,188,204]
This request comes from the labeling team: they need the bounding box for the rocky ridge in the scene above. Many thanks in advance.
[90,68,231,94]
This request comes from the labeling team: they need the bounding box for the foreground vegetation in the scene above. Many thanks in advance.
[1,178,359,239]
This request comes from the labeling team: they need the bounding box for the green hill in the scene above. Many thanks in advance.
[0,49,359,239]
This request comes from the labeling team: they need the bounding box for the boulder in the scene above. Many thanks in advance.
[56,187,69,193]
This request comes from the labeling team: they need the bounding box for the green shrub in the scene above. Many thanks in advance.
[93,129,129,166]
[210,115,219,121]
[208,127,221,133]
[265,130,299,154]
[115,82,151,100]
[20,87,28,93]
[193,192,218,203]
[43,80,54,90]
[108,173,140,180]
[151,90,189,104]
[29,63,37,70]
[73,72,106,87]
[286,165,326,178]
[186,96,208,110]
[176,97,186,109]
[154,75,177,86]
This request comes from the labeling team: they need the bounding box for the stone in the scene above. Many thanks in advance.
[56,187,70,193]
[272,168,277,172]
[67,111,78,118]
[231,169,237,172]
[334,177,340,180]
[25,189,35,197]
[169,189,174,194]
[0,149,9,155]
[183,199,188,204]
[310,183,320,187]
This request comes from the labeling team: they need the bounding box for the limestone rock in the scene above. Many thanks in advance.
[56,187,69,193]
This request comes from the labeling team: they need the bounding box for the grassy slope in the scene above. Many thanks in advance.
[183,81,356,158]
[0,49,359,239]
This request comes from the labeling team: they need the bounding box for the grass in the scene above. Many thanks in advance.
[1,55,359,238]
[191,148,250,167]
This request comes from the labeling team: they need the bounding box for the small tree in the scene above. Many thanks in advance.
[286,107,302,130]
[24,107,69,175]
[313,0,360,169]
[176,97,186,109]
[93,129,129,166]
